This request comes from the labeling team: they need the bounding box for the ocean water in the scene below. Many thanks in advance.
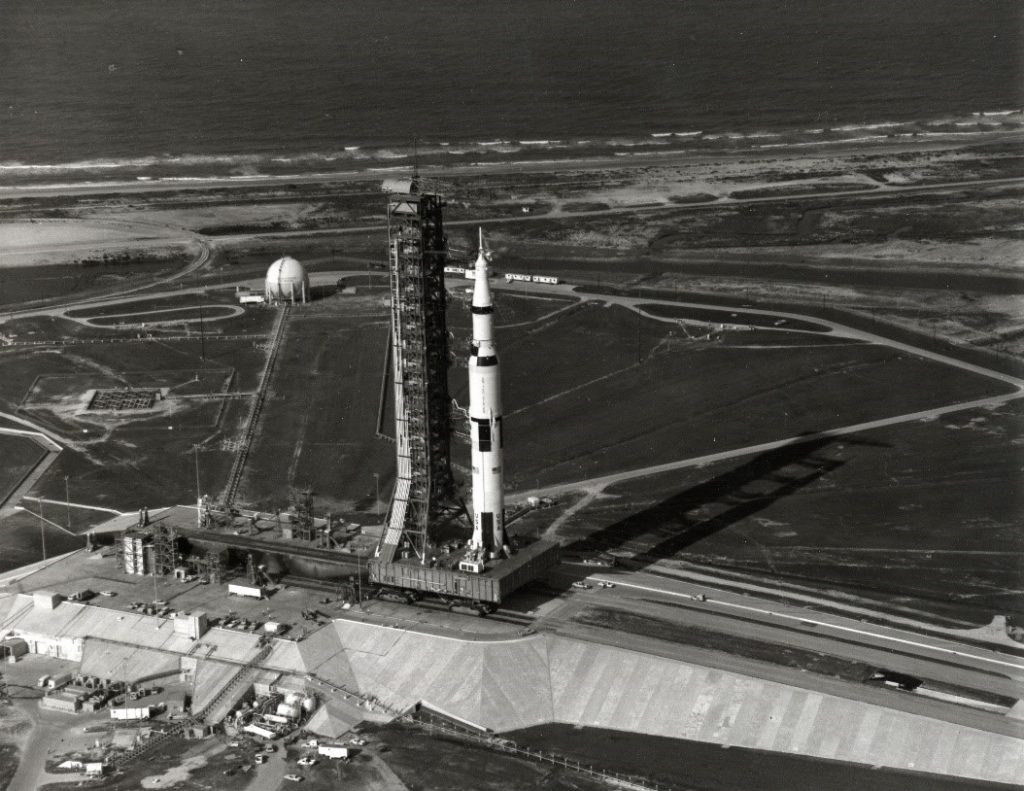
[0,0,1020,173]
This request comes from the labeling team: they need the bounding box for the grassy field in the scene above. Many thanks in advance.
[552,400,1023,625]
[0,742,18,791]
[237,306,394,512]
[353,722,609,791]
[506,724,1011,791]
[638,301,829,331]
[0,338,263,512]
[89,305,240,325]
[572,605,878,681]
[450,302,1009,490]
[0,258,184,308]
[0,510,84,574]
[0,434,46,504]
[65,290,244,318]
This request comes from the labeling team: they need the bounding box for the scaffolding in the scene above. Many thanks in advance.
[286,487,316,542]
[197,549,224,585]
[118,527,149,576]
[150,522,178,577]
[376,179,457,565]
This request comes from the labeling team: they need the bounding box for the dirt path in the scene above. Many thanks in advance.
[240,749,289,791]
[6,704,83,791]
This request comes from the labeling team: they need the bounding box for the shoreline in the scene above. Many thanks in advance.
[1,111,1021,196]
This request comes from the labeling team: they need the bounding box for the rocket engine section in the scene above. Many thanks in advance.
[468,231,508,561]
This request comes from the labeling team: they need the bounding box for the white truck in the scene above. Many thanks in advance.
[47,673,74,689]
[227,583,264,599]
[110,706,152,721]
[317,744,350,759]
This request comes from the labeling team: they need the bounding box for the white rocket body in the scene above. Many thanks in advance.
[468,232,506,557]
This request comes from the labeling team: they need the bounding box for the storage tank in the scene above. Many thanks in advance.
[265,256,309,304]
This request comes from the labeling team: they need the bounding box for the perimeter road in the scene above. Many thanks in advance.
[587,574,1024,677]
[510,281,1024,502]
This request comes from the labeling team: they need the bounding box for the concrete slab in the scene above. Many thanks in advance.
[80,642,178,683]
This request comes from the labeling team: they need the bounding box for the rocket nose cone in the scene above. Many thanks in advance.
[472,254,492,308]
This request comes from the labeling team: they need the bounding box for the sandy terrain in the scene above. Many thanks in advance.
[0,219,197,268]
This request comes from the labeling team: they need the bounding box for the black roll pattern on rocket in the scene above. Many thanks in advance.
[468,230,508,558]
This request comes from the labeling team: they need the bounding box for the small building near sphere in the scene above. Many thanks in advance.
[265,256,309,304]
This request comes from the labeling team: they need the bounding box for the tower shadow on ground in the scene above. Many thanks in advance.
[567,434,889,574]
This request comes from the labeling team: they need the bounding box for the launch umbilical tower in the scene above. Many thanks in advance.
[376,179,457,564]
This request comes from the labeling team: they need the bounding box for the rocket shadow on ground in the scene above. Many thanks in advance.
[560,434,889,580]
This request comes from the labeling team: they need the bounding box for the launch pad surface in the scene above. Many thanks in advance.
[369,539,560,607]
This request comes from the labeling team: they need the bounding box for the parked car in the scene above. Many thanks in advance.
[284,774,303,782]
[297,757,316,767]
[571,581,592,590]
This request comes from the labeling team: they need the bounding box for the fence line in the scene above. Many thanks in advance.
[404,710,672,791]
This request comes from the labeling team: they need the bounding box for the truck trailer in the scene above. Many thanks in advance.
[227,583,264,599]
[318,744,351,759]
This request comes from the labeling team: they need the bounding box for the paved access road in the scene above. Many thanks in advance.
[541,569,1024,740]
[577,569,1024,681]
[507,280,1024,503]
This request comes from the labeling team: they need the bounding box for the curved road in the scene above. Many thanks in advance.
[508,280,1024,503]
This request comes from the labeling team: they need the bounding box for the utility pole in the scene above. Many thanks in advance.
[193,445,202,529]
[64,476,71,532]
[356,550,363,605]
[373,473,380,518]
[198,304,207,362]
[38,500,46,561]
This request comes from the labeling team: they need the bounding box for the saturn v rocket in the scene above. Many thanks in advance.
[468,230,508,558]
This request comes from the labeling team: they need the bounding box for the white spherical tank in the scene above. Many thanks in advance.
[265,256,309,303]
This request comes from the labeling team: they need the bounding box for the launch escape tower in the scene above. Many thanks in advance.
[376,179,458,565]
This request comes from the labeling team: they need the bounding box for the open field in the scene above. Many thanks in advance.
[0,339,263,512]
[237,301,393,512]
[451,302,1010,490]
[638,301,829,332]
[87,305,241,326]
[66,290,244,318]
[0,260,181,309]
[550,399,1024,626]
[0,510,84,573]
[0,435,46,505]
[572,605,879,682]
[507,724,1016,791]
[356,722,609,791]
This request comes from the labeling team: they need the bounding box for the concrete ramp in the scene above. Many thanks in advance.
[305,698,365,739]
[190,659,238,715]
[80,641,179,683]
[298,625,359,690]
[328,619,1024,785]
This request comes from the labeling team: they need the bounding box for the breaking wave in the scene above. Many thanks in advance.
[2,109,1019,186]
